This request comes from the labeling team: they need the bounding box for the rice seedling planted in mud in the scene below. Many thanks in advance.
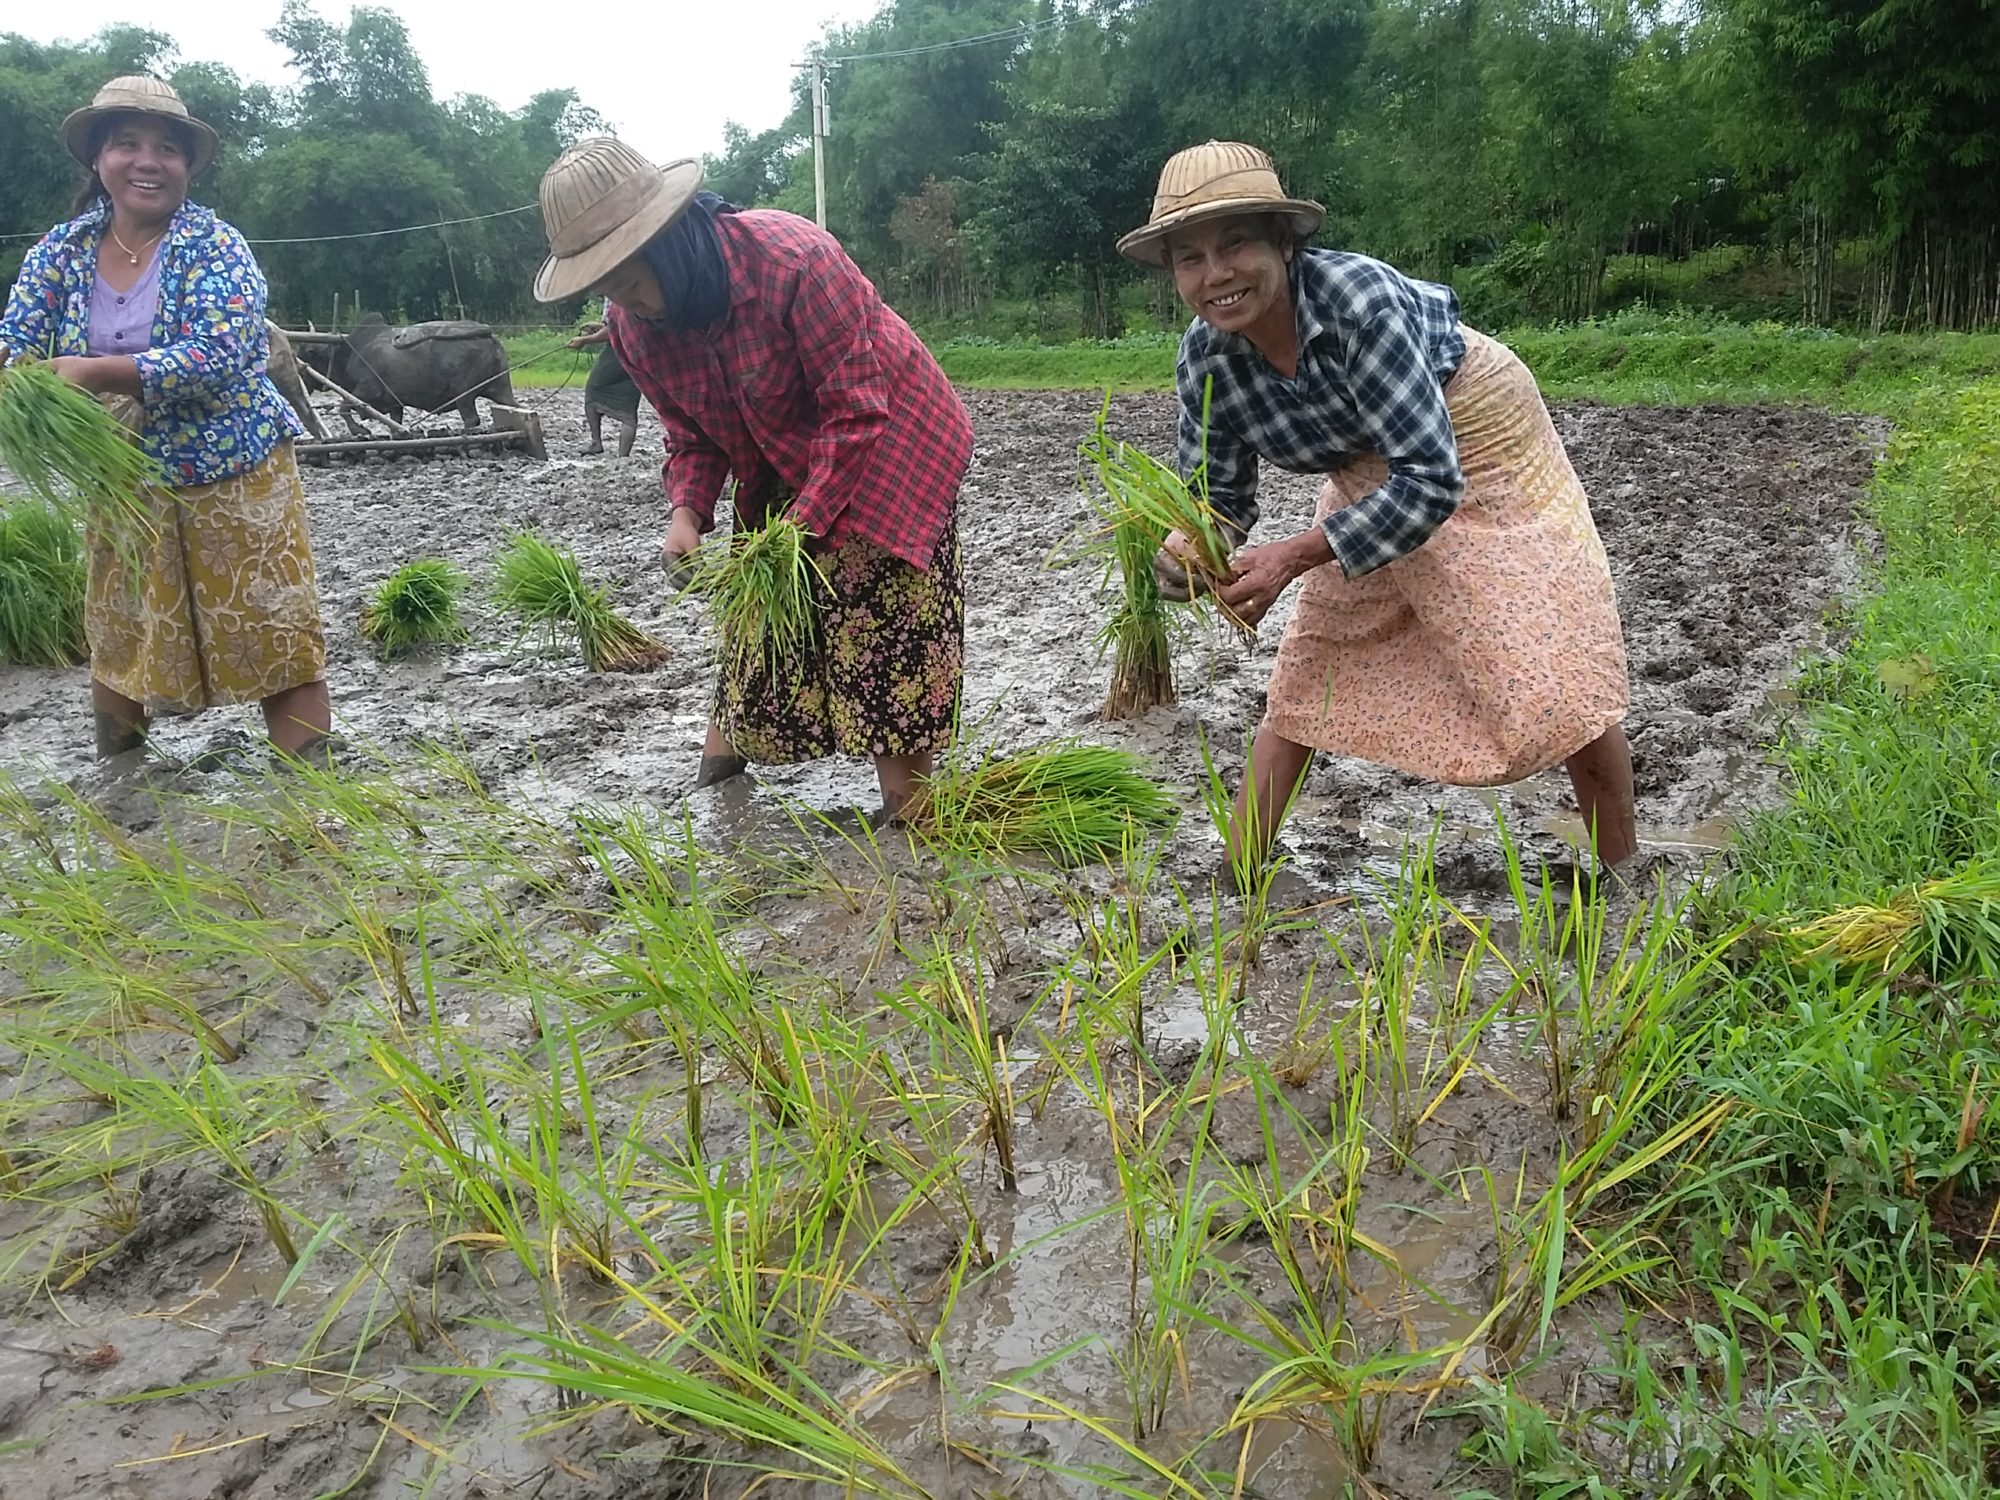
[902,741,1178,867]
[0,497,86,666]
[359,557,470,657]
[492,529,668,672]
[0,359,160,540]
[688,510,827,676]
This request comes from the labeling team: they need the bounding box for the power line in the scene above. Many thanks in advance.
[811,12,1075,66]
[1,202,536,246]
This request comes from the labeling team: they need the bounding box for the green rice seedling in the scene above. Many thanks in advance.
[1194,732,1319,988]
[688,509,828,677]
[358,557,470,657]
[36,1043,311,1265]
[885,938,1022,1192]
[0,359,161,542]
[492,529,668,672]
[1047,1010,1227,1440]
[0,497,86,666]
[444,1321,934,1498]
[1078,387,1249,635]
[902,740,1178,868]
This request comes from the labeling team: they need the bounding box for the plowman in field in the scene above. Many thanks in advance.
[1134,142,1639,878]
[0,75,334,769]
[530,136,972,821]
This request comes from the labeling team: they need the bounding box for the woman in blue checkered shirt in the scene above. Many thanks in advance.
[1120,143,1636,880]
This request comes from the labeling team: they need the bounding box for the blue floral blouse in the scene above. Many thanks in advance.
[0,199,302,488]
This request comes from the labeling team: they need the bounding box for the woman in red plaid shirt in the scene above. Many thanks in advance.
[533,138,973,817]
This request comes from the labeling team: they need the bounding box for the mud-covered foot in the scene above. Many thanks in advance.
[694,753,749,789]
[581,443,604,456]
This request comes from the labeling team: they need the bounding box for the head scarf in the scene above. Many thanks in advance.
[638,191,736,332]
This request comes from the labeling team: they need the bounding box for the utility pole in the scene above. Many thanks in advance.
[810,60,829,230]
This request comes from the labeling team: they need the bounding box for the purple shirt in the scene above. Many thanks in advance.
[86,254,161,356]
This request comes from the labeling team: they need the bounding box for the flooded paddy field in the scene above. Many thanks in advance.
[0,388,1879,1498]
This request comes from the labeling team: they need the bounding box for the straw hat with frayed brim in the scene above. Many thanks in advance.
[1118,140,1324,269]
[61,75,220,179]
[534,136,704,303]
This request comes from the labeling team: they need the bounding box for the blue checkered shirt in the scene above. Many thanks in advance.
[1177,248,1469,578]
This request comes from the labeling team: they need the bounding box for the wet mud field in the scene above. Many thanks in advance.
[0,388,1879,1499]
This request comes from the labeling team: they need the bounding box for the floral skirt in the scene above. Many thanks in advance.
[715,516,963,763]
[1263,329,1629,785]
[87,442,327,714]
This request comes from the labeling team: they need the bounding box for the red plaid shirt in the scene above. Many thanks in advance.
[606,210,972,568]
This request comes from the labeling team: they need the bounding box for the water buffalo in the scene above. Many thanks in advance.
[302,313,518,432]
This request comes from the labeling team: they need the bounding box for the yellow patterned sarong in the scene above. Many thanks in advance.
[86,442,326,714]
[1263,329,1629,785]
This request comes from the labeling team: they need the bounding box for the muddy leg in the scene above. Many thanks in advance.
[696,720,748,788]
[262,678,333,756]
[615,418,636,458]
[583,408,604,455]
[458,397,482,433]
[92,680,149,758]
[874,750,932,822]
[1564,722,1637,867]
[1231,725,1313,881]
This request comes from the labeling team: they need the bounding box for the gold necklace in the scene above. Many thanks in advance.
[107,224,163,267]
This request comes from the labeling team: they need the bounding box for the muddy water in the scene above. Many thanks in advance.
[0,388,1881,1499]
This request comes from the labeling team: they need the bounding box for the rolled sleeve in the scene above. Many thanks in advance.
[1320,310,1464,578]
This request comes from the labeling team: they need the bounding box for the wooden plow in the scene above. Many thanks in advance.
[281,329,546,464]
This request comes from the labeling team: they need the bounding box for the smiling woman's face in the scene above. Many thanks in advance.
[93,115,192,227]
[1166,216,1292,336]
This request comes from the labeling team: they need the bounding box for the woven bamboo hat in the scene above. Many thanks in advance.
[534,136,704,303]
[61,75,220,179]
[1117,141,1323,268]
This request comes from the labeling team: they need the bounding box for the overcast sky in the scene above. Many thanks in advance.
[14,1,881,163]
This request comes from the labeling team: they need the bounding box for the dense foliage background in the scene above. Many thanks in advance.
[4,0,1996,333]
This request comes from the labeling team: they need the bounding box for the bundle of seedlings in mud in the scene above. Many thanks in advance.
[360,557,471,658]
[687,511,828,676]
[492,530,668,672]
[0,359,160,551]
[1078,388,1249,687]
[902,741,1178,866]
[0,497,86,666]
[1787,857,2000,981]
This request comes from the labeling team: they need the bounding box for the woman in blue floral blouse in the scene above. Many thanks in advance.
[0,76,332,766]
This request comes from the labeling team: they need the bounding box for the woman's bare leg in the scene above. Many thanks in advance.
[1231,725,1314,878]
[1564,723,1638,868]
[261,678,332,755]
[874,750,933,821]
[92,679,148,757]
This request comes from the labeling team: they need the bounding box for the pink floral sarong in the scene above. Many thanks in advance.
[1262,329,1628,785]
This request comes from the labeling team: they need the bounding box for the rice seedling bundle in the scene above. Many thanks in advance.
[0,360,160,546]
[360,557,471,658]
[0,498,87,666]
[1787,858,2000,980]
[688,512,827,677]
[492,531,668,673]
[902,741,1179,866]
[1079,390,1248,640]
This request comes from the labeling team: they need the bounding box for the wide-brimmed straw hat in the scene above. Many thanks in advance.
[61,75,220,179]
[1117,141,1324,268]
[534,136,704,303]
